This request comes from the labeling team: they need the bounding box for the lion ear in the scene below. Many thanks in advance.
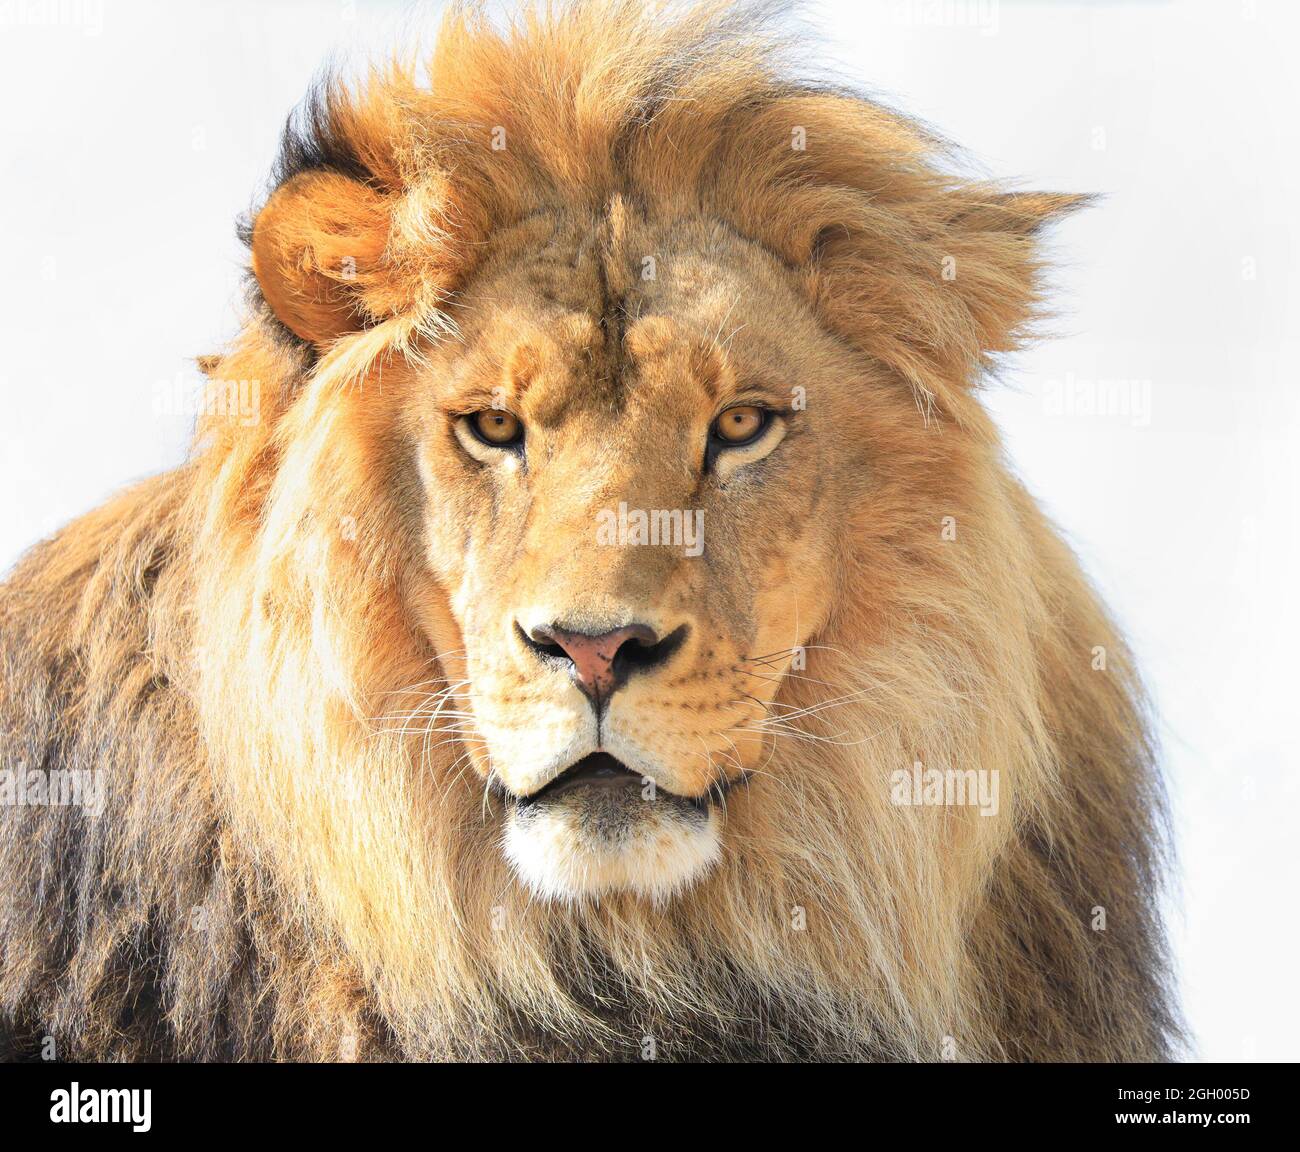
[250,171,392,345]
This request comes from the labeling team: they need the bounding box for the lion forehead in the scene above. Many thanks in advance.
[441,215,830,429]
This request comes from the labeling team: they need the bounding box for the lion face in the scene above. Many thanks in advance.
[403,209,854,901]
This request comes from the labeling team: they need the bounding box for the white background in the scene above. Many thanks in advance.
[1,1,1296,1061]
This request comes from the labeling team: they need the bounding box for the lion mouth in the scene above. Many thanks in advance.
[525,753,642,803]
[517,752,708,813]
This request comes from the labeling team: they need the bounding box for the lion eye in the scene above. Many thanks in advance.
[711,405,768,445]
[469,409,524,447]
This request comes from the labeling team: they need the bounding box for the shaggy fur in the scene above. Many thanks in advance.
[0,0,1180,1061]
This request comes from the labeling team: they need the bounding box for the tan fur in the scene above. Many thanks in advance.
[0,1,1178,1061]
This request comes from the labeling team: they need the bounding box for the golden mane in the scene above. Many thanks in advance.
[0,0,1179,1060]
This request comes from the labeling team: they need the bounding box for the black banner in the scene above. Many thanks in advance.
[0,1061,1284,1138]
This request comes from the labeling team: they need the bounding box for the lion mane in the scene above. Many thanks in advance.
[0,1,1179,1061]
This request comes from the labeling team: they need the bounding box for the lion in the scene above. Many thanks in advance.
[0,0,1180,1062]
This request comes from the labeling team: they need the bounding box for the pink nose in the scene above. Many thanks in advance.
[524,622,660,702]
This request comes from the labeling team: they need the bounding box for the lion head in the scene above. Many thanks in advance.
[237,2,1080,908]
[0,0,1179,1062]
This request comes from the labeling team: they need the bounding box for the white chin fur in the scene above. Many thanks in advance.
[503,802,720,904]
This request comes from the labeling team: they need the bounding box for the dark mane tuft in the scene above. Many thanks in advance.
[268,75,372,189]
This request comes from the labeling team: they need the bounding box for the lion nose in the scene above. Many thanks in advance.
[520,622,686,704]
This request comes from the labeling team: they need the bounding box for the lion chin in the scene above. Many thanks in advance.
[500,754,721,903]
